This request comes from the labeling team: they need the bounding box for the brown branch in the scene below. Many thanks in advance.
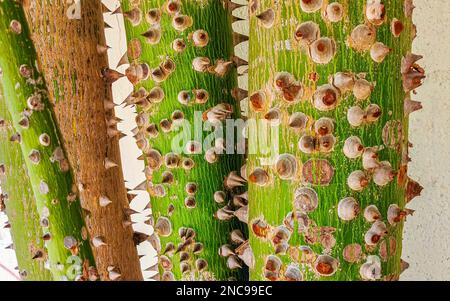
[22,0,142,280]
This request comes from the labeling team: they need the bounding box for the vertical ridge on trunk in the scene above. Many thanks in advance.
[22,0,142,280]
[0,1,95,280]
[120,0,248,280]
[247,0,422,281]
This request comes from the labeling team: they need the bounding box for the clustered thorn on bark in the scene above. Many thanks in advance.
[247,0,424,281]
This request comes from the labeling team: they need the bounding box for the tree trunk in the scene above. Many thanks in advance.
[22,0,142,280]
[0,1,95,280]
[247,0,423,280]
[120,0,249,280]
[0,84,52,281]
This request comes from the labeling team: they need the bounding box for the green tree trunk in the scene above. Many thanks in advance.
[120,0,248,280]
[0,84,52,281]
[247,0,422,281]
[0,1,95,281]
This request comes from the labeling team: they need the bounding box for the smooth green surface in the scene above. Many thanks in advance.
[248,0,412,280]
[0,84,52,281]
[121,0,247,280]
[0,1,94,280]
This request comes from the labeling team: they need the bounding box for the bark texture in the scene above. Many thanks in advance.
[22,0,142,280]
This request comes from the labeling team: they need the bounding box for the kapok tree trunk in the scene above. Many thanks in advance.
[247,0,423,280]
[0,1,95,280]
[0,84,52,281]
[120,0,249,280]
[22,0,143,280]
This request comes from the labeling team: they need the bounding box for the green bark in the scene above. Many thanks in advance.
[0,84,52,281]
[120,0,248,280]
[0,1,95,280]
[248,0,420,281]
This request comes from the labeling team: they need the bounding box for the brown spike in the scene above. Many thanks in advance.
[232,55,248,68]
[400,259,410,273]
[104,158,118,170]
[133,180,148,191]
[122,220,133,228]
[97,44,110,55]
[101,3,112,13]
[144,264,158,272]
[127,193,137,203]
[116,52,130,68]
[111,6,122,15]
[233,32,249,45]
[107,127,121,138]
[101,68,124,83]
[227,1,244,11]
[231,88,249,101]
[123,207,139,217]
[104,21,113,29]
[404,97,423,115]
[406,178,423,203]
[133,232,149,245]
[106,117,122,127]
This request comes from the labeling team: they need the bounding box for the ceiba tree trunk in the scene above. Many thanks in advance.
[0,1,95,280]
[247,0,423,280]
[22,0,142,280]
[0,84,52,281]
[120,0,249,280]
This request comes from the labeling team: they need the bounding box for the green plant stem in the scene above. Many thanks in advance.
[121,0,248,280]
[248,0,416,281]
[0,84,52,281]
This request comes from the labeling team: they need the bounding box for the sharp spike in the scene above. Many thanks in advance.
[107,128,121,138]
[99,195,112,207]
[111,6,122,15]
[101,3,112,13]
[101,68,124,83]
[116,52,130,68]
[133,180,148,191]
[92,236,107,248]
[108,270,121,281]
[122,220,133,228]
[104,158,118,170]
[96,44,111,55]
[123,207,139,216]
[404,97,423,115]
[233,33,249,45]
[127,193,137,203]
